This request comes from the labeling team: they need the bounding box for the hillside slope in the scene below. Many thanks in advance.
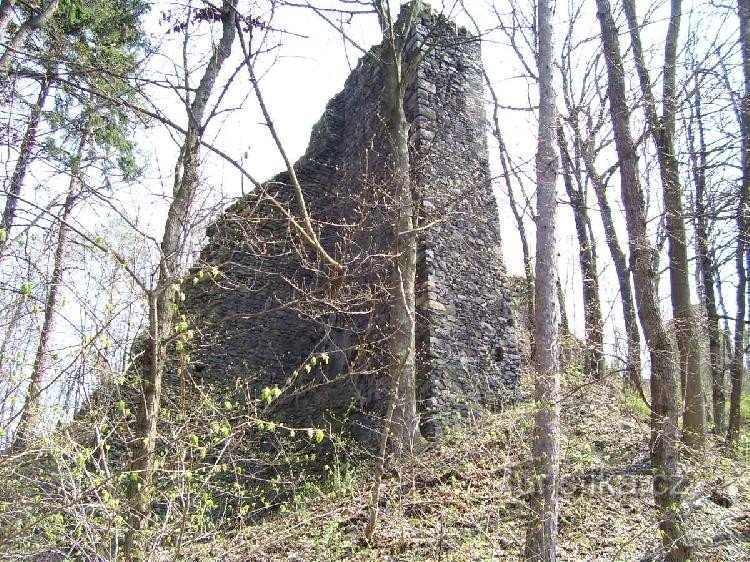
[187,374,749,561]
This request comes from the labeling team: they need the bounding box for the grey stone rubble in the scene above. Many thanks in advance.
[177,5,520,440]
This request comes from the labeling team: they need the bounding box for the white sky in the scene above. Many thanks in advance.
[1,0,744,441]
[133,0,604,339]
[14,0,744,372]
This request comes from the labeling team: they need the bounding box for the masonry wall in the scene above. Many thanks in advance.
[406,15,521,435]
[178,6,520,437]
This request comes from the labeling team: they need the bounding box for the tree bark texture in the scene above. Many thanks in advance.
[0,75,51,262]
[12,126,87,449]
[622,0,706,450]
[558,125,605,379]
[0,0,14,54]
[375,0,422,456]
[728,0,750,444]
[576,126,644,395]
[689,81,725,433]
[365,0,424,543]
[524,0,560,558]
[124,2,238,556]
[595,0,691,558]
[0,0,60,71]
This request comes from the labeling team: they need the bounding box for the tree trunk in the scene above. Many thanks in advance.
[728,0,750,444]
[12,126,87,449]
[622,0,706,451]
[0,0,60,70]
[523,0,560,558]
[556,278,569,337]
[0,75,51,262]
[365,1,424,542]
[123,2,237,556]
[0,0,14,48]
[577,127,644,396]
[382,56,419,455]
[485,78,535,344]
[595,0,691,558]
[373,0,423,457]
[558,124,604,379]
[688,78,725,433]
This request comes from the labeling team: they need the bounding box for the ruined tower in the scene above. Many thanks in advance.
[180,6,520,437]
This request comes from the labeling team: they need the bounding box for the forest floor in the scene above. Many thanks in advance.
[190,372,749,562]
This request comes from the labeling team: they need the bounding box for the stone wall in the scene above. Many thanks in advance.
[177,4,520,438]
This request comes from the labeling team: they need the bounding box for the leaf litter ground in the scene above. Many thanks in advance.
[188,373,749,562]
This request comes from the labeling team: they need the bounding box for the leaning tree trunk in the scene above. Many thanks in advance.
[0,75,52,262]
[595,0,691,558]
[12,127,87,449]
[558,124,604,379]
[577,130,643,394]
[524,0,561,558]
[728,0,750,444]
[0,0,14,43]
[622,0,706,451]
[0,0,59,70]
[689,79,725,433]
[123,1,238,556]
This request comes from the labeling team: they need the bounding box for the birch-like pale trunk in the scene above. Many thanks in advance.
[523,0,560,558]
[595,0,691,558]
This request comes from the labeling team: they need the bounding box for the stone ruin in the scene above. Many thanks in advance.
[177,5,521,440]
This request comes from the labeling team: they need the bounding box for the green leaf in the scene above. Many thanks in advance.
[260,387,271,403]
